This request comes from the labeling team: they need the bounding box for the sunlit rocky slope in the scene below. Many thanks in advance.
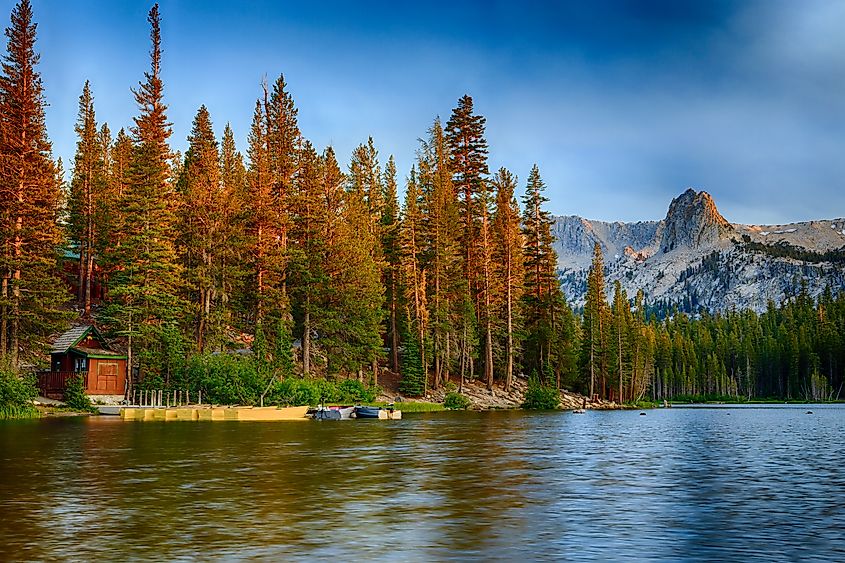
[553,188,845,313]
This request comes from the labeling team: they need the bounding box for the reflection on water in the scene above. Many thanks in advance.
[2,406,844,561]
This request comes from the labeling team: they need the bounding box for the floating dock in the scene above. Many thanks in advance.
[120,405,310,421]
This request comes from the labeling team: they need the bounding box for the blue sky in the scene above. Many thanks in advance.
[12,0,845,224]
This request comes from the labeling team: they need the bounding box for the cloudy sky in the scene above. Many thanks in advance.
[12,0,845,224]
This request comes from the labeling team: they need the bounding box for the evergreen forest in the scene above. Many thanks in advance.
[1,1,843,406]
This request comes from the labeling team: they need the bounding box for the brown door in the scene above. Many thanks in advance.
[97,361,119,393]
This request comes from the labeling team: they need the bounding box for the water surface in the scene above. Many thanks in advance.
[2,406,844,561]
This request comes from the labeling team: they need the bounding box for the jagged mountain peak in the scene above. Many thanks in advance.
[660,188,733,253]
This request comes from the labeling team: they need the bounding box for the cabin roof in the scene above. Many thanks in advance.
[72,346,126,359]
[51,325,110,354]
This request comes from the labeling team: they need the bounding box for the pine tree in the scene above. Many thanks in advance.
[68,81,105,318]
[245,99,287,342]
[318,147,384,379]
[99,4,183,392]
[218,123,248,338]
[610,280,631,403]
[445,95,489,380]
[264,74,300,307]
[478,179,496,389]
[349,137,383,217]
[382,155,402,372]
[418,118,463,388]
[348,137,384,381]
[582,242,609,399]
[177,105,225,352]
[97,127,131,292]
[521,165,561,380]
[0,0,68,365]
[400,167,429,392]
[491,167,524,391]
[288,140,325,376]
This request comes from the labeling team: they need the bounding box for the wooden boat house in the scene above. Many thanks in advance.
[37,325,127,401]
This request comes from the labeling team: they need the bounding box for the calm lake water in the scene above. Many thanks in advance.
[2,406,844,561]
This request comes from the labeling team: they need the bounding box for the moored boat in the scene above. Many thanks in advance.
[353,405,402,419]
[311,406,355,420]
[354,405,382,419]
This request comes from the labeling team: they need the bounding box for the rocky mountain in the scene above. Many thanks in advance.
[553,188,845,313]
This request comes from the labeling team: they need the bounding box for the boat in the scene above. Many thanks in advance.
[353,405,402,420]
[572,409,586,414]
[354,405,382,419]
[311,406,355,420]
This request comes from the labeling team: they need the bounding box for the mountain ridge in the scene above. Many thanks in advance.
[552,188,845,313]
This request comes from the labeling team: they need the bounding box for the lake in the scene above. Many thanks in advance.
[1,406,844,561]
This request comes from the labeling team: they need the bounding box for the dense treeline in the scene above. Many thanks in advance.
[1,1,842,405]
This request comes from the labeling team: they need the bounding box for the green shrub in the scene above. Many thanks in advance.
[186,353,264,405]
[399,332,425,396]
[522,370,560,410]
[267,376,380,406]
[0,366,39,419]
[64,374,96,413]
[336,378,378,403]
[444,391,471,410]
[268,377,321,406]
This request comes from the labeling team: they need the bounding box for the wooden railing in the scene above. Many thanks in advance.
[36,371,87,399]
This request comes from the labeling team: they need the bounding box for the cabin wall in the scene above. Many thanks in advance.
[77,336,101,349]
[86,358,126,396]
[51,353,87,372]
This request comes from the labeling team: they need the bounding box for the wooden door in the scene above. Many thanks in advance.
[96,361,119,394]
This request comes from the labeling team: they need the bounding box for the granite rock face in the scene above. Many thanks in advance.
[553,189,845,313]
[659,189,733,254]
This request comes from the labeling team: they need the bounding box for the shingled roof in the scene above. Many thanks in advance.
[50,325,105,354]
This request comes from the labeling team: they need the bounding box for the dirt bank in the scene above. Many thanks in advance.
[377,371,622,410]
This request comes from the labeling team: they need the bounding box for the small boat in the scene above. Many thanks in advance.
[354,405,382,419]
[311,406,355,420]
[353,405,402,420]
[572,409,586,414]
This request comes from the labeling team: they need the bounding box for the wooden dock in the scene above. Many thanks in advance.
[120,405,310,421]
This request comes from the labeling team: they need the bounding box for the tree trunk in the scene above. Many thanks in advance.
[618,316,623,404]
[11,214,21,366]
[1,272,7,357]
[125,312,133,402]
[390,278,399,372]
[84,241,94,317]
[589,311,595,399]
[197,288,206,353]
[303,307,310,376]
[77,247,86,306]
[505,251,513,391]
[485,322,493,391]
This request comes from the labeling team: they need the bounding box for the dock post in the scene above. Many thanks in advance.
[187,389,190,405]
[198,390,202,405]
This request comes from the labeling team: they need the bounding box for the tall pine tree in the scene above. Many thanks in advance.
[68,81,106,318]
[100,4,183,392]
[0,0,67,365]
